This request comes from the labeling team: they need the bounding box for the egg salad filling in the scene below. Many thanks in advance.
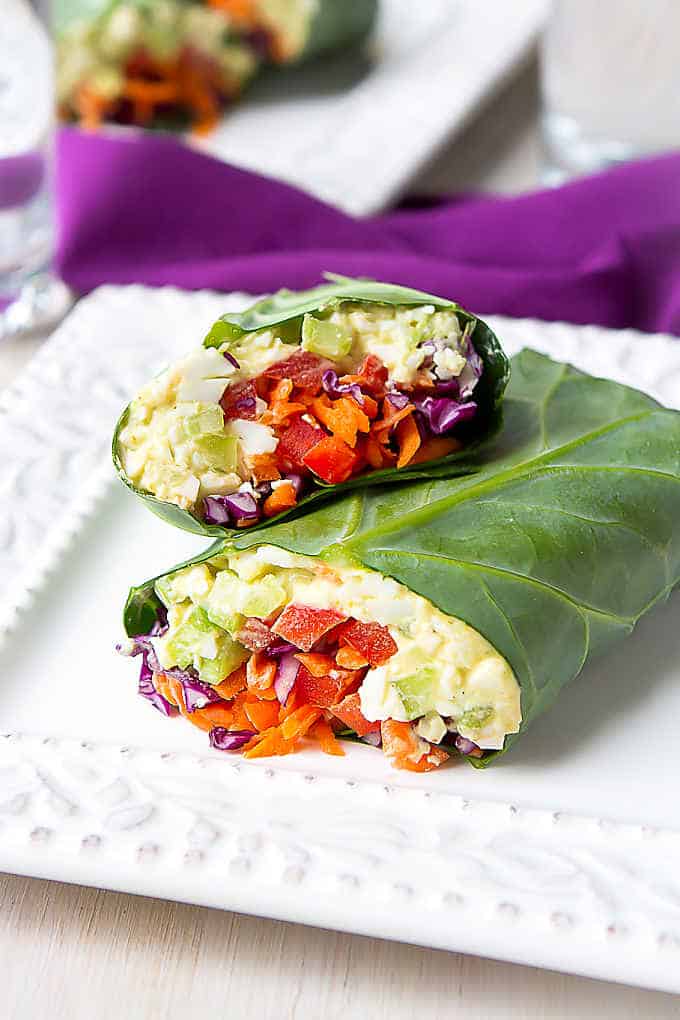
[57,0,316,133]
[116,302,483,528]
[119,546,521,770]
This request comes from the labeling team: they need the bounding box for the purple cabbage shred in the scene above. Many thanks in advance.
[385,390,410,411]
[225,491,260,522]
[454,735,482,756]
[209,728,255,751]
[322,369,366,408]
[414,396,477,435]
[203,495,231,525]
[361,730,382,747]
[180,676,224,713]
[274,651,299,705]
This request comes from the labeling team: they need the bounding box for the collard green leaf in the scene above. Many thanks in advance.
[114,278,509,537]
[301,1,378,62]
[203,275,459,345]
[125,350,680,762]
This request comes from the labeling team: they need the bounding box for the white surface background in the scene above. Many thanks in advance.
[2,58,680,1020]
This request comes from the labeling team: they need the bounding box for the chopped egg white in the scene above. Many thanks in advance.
[227,419,278,456]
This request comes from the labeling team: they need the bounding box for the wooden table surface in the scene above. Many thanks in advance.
[2,59,680,1020]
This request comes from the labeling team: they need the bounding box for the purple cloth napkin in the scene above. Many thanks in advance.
[56,127,680,335]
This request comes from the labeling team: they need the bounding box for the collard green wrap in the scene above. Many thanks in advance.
[124,349,680,763]
[112,276,509,538]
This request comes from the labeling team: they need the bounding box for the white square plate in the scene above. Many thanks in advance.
[1,286,680,993]
[197,0,548,214]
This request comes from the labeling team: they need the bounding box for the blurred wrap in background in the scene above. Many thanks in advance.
[3,0,680,336]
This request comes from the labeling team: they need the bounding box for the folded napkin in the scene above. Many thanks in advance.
[56,127,680,335]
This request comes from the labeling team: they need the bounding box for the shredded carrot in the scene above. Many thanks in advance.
[207,0,258,26]
[281,706,322,742]
[250,453,281,483]
[213,663,247,700]
[310,718,345,757]
[359,394,379,419]
[243,729,295,759]
[381,720,449,773]
[262,378,307,425]
[229,691,253,729]
[361,436,397,469]
[408,435,462,466]
[123,80,180,105]
[278,689,299,722]
[252,682,279,701]
[263,481,298,517]
[154,674,178,707]
[75,86,113,130]
[294,652,337,677]
[335,646,369,669]
[246,652,277,692]
[245,699,281,732]
[395,414,421,468]
[311,396,370,448]
[166,679,216,732]
[371,398,416,437]
[199,702,236,728]
[182,711,215,733]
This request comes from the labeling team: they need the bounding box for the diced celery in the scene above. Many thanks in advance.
[202,569,287,628]
[393,667,437,721]
[184,405,225,438]
[240,574,287,618]
[458,706,494,730]
[201,571,243,634]
[157,605,219,670]
[155,564,214,607]
[196,637,249,686]
[301,314,352,358]
[194,434,238,471]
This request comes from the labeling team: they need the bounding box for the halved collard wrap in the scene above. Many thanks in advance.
[57,0,378,132]
[120,350,680,771]
[113,276,509,536]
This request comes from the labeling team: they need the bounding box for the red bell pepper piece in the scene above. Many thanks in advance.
[264,350,331,391]
[302,434,359,484]
[219,379,258,420]
[338,619,398,667]
[341,354,388,395]
[294,665,346,708]
[277,418,324,468]
[331,692,380,737]
[272,604,348,652]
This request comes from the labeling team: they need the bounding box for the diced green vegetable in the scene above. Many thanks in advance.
[157,605,217,670]
[201,570,243,634]
[393,667,437,721]
[240,574,287,618]
[194,434,238,472]
[301,314,352,359]
[458,706,494,730]
[195,636,249,686]
[202,568,286,628]
[155,564,214,607]
[184,405,225,438]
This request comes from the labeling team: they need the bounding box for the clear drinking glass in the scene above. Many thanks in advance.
[0,0,71,338]
[541,0,680,182]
